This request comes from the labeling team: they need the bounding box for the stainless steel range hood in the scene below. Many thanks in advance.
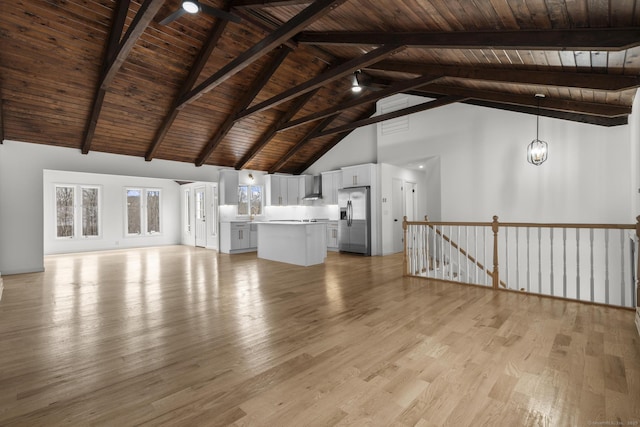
[302,175,322,200]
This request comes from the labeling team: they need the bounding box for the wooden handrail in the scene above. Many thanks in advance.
[406,219,635,230]
[404,214,640,317]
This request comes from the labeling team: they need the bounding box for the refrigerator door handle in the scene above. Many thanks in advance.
[347,200,352,226]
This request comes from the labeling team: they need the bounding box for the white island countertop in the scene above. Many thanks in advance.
[256,221,327,266]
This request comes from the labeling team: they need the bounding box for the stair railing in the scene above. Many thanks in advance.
[404,215,640,311]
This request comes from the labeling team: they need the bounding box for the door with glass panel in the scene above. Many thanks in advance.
[195,186,207,247]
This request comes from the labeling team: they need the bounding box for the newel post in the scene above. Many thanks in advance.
[492,215,500,290]
[403,216,408,277]
[636,216,640,309]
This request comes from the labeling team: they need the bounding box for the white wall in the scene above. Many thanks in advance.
[631,93,640,218]
[378,94,633,223]
[304,125,377,175]
[44,170,181,254]
[310,94,635,225]
[0,140,222,275]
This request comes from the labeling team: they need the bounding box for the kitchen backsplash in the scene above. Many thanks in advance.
[219,204,338,222]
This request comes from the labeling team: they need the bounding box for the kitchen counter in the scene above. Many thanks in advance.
[256,221,327,266]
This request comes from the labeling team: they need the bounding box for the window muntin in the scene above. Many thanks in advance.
[126,188,161,236]
[238,185,262,217]
[55,185,101,239]
[146,190,161,234]
[55,186,75,238]
[82,187,100,237]
[126,188,142,235]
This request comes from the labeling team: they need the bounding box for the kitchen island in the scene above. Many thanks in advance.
[257,221,327,266]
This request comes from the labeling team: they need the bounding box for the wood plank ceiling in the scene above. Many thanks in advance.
[1,0,639,174]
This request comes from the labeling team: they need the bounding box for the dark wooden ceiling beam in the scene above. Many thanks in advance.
[365,61,640,92]
[454,98,628,127]
[81,0,132,155]
[176,0,347,110]
[235,89,320,169]
[105,0,131,64]
[295,106,377,174]
[314,96,466,138]
[232,9,299,51]
[195,45,294,166]
[269,115,336,173]
[146,14,231,161]
[278,73,442,132]
[100,0,165,89]
[232,0,312,8]
[236,44,405,119]
[297,28,640,50]
[414,84,631,117]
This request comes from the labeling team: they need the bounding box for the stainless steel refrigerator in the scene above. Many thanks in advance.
[338,186,371,255]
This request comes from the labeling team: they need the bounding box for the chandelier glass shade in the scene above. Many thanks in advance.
[527,94,548,166]
[527,138,548,166]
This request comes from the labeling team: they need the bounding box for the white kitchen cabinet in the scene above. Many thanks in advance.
[249,223,258,248]
[265,174,288,206]
[220,222,256,254]
[265,174,307,206]
[219,169,239,205]
[326,221,338,251]
[342,163,375,188]
[321,170,342,204]
[287,176,300,205]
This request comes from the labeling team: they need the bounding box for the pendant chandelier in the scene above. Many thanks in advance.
[527,93,548,166]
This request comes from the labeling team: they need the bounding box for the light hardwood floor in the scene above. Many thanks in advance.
[0,246,639,426]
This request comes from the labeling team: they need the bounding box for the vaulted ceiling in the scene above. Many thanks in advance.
[1,0,639,174]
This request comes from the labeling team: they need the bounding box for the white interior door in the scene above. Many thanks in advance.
[195,186,207,247]
[392,178,404,253]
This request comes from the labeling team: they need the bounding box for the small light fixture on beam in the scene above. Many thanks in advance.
[527,93,548,166]
[351,70,362,93]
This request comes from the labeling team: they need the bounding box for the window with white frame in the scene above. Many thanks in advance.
[238,185,262,216]
[55,184,101,239]
[126,188,162,236]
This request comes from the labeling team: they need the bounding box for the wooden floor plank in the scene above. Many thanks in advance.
[0,246,638,425]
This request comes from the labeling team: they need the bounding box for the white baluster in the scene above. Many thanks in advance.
[465,226,469,283]
[440,225,445,280]
[505,227,509,289]
[456,226,461,281]
[483,227,487,285]
[576,229,581,300]
[515,227,520,291]
[474,226,478,284]
[448,226,452,279]
[562,228,567,298]
[620,230,625,307]
[590,228,595,302]
[526,227,531,292]
[538,227,542,294]
[605,229,609,304]
[550,228,554,296]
